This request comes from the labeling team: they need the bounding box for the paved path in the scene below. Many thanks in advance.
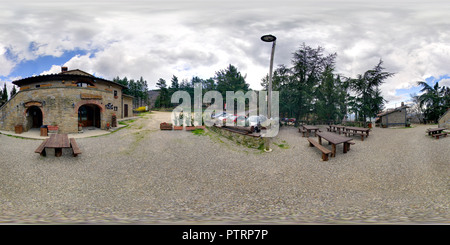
[0,112,448,224]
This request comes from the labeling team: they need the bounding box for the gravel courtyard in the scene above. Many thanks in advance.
[0,111,448,224]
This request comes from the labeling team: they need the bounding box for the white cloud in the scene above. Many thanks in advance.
[439,79,450,87]
[0,0,449,98]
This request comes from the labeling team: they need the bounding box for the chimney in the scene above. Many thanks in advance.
[61,66,68,73]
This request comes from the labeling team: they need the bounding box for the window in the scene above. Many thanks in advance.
[77,82,94,87]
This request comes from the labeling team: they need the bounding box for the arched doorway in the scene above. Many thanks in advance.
[78,104,101,128]
[27,106,43,128]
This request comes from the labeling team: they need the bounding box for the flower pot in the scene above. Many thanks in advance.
[185,126,196,131]
[47,125,59,131]
[160,122,173,130]
[47,125,59,134]
[174,126,183,130]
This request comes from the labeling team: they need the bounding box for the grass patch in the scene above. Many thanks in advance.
[273,140,290,149]
[257,143,265,151]
[192,128,206,136]
[0,133,40,140]
[275,143,290,149]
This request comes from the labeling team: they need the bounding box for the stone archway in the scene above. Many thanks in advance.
[78,104,101,128]
[74,100,105,129]
[26,106,43,129]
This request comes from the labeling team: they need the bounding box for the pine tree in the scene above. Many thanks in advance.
[10,85,17,98]
[1,83,8,103]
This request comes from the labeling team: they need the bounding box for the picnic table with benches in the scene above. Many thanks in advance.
[299,125,321,137]
[308,131,355,160]
[344,126,370,141]
[426,127,448,139]
[327,125,346,134]
[35,134,81,157]
[317,131,354,157]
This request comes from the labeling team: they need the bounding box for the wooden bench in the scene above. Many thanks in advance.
[307,138,332,161]
[35,139,49,156]
[298,128,306,137]
[432,132,448,139]
[347,141,355,151]
[345,131,365,141]
[70,138,82,157]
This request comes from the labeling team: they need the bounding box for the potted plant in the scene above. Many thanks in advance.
[47,124,59,131]
[174,124,183,130]
[78,123,83,131]
[185,116,196,130]
[160,122,173,130]
[174,112,183,130]
[195,117,206,129]
[47,123,59,134]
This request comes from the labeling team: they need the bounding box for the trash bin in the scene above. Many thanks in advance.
[40,125,48,136]
[112,115,117,127]
[15,125,23,134]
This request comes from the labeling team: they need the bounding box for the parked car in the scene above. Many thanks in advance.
[216,112,230,122]
[211,112,226,119]
[234,115,248,126]
[221,114,237,125]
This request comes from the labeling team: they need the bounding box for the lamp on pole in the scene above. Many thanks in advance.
[261,34,276,152]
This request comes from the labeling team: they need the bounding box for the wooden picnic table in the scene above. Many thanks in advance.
[35,134,81,157]
[302,125,320,137]
[328,125,346,134]
[344,126,371,140]
[426,127,446,135]
[316,131,354,157]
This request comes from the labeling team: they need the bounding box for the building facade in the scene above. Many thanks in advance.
[377,103,409,128]
[438,108,450,129]
[0,67,133,134]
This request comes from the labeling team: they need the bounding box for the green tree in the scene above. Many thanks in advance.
[170,75,179,89]
[155,78,169,108]
[1,83,8,104]
[113,76,150,107]
[314,66,348,123]
[113,76,130,95]
[10,85,17,98]
[416,81,450,123]
[349,59,393,124]
[215,64,249,98]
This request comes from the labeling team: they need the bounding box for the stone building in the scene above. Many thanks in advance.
[438,108,450,129]
[0,67,133,134]
[376,103,409,128]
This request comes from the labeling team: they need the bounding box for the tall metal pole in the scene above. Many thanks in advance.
[267,40,276,121]
[261,34,276,152]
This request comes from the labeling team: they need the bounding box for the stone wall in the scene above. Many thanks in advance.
[122,95,134,118]
[381,108,407,127]
[0,82,126,133]
[438,108,450,129]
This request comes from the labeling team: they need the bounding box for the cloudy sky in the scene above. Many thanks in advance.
[1,0,449,109]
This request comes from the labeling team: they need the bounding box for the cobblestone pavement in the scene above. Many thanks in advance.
[0,112,448,224]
